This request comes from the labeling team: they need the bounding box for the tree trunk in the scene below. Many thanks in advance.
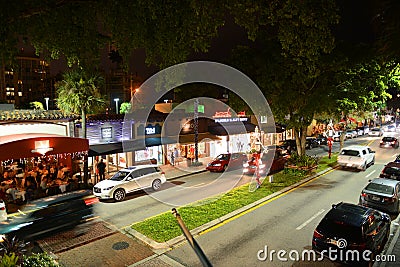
[294,127,307,156]
[82,109,89,188]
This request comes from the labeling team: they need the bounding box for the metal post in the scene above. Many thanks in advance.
[172,208,212,267]
[194,99,199,163]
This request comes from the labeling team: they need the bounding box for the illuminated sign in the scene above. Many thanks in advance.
[214,117,248,123]
[213,109,246,118]
[145,127,156,135]
[101,127,113,139]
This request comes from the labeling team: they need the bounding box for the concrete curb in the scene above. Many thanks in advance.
[125,166,337,250]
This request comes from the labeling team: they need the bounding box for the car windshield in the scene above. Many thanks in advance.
[372,128,380,131]
[216,154,229,161]
[365,183,394,195]
[110,170,130,181]
[382,137,395,142]
[340,150,360,156]
[318,218,362,242]
[383,166,400,176]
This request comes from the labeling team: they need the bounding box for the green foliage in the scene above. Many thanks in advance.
[0,253,18,267]
[23,253,59,267]
[29,102,44,110]
[119,102,132,114]
[287,153,319,168]
[0,236,28,266]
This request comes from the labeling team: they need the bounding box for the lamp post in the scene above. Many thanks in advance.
[114,98,120,114]
[44,97,49,110]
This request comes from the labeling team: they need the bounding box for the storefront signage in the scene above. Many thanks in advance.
[101,127,113,139]
[214,117,248,123]
[213,109,246,118]
[145,126,156,135]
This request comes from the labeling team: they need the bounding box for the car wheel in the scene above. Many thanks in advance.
[113,188,126,202]
[223,164,227,171]
[371,157,375,166]
[152,179,162,191]
[361,162,367,171]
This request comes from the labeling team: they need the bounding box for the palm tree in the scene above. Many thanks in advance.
[56,69,106,186]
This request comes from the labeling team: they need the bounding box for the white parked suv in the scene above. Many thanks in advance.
[337,145,375,171]
[93,165,166,201]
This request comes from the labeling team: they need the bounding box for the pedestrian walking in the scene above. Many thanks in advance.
[253,155,262,189]
[170,150,175,166]
[97,159,106,181]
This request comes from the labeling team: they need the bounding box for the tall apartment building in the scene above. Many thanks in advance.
[0,50,51,108]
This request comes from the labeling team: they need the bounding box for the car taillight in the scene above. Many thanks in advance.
[0,207,5,211]
[84,196,99,206]
[361,192,367,198]
[380,141,383,144]
[392,141,396,144]
[313,229,324,239]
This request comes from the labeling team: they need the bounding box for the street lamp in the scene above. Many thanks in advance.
[114,98,120,114]
[44,97,49,110]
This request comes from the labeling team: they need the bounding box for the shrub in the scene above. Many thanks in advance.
[0,253,18,267]
[23,253,59,267]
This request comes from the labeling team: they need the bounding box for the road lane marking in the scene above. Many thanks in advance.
[200,168,336,235]
[295,209,325,230]
[176,182,206,191]
[365,170,376,178]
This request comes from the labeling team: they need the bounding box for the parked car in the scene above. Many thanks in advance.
[386,124,396,132]
[380,162,400,180]
[356,126,369,135]
[369,127,383,137]
[312,202,391,265]
[306,137,320,149]
[379,136,399,149]
[243,149,289,175]
[315,134,328,145]
[359,178,400,214]
[0,190,98,241]
[206,153,248,172]
[333,131,345,142]
[93,165,166,201]
[345,130,358,139]
[277,139,297,153]
[337,145,375,171]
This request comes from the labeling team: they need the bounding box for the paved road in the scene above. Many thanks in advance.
[163,136,400,266]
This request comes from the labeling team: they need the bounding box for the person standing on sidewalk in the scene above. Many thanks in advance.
[173,148,179,165]
[327,137,333,159]
[170,150,175,166]
[97,159,106,181]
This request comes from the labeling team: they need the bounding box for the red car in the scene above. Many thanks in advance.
[243,149,289,175]
[206,153,248,172]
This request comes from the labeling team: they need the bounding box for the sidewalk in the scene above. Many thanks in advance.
[40,159,211,267]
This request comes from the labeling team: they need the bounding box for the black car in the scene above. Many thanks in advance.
[380,136,400,148]
[312,202,390,265]
[0,190,98,241]
[278,139,297,153]
[315,134,328,145]
[306,137,320,149]
[380,162,400,180]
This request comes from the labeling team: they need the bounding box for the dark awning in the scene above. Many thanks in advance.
[88,142,123,156]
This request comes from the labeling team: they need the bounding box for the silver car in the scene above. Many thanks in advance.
[359,178,400,214]
[93,165,166,201]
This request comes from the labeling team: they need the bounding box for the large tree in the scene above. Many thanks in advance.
[55,69,106,185]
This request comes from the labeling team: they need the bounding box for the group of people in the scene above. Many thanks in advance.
[0,162,78,204]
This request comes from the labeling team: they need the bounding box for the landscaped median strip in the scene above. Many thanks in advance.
[125,155,339,249]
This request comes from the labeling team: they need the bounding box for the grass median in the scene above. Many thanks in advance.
[131,153,338,243]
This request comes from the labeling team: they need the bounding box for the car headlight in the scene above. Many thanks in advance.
[214,163,221,166]
[259,164,266,168]
[103,186,115,191]
[243,163,249,167]
[0,234,5,242]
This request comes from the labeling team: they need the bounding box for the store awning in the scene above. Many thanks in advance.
[88,142,123,156]
[0,133,89,161]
